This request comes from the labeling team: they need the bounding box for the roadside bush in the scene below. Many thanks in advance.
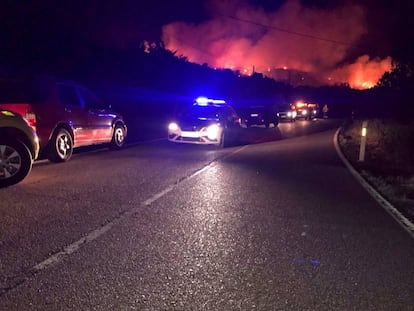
[340,119,414,176]
[339,119,414,222]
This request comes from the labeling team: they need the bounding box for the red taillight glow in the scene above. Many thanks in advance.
[24,111,37,132]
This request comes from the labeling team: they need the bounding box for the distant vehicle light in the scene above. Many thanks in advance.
[206,124,220,140]
[287,112,292,117]
[292,111,297,118]
[302,110,307,115]
[168,122,179,131]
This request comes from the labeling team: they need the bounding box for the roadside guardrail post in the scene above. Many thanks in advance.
[359,120,368,162]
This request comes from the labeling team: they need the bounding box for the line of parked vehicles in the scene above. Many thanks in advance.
[1,75,322,187]
[167,97,320,147]
[0,75,127,188]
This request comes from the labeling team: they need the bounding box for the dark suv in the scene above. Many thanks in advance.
[240,105,279,128]
[0,109,40,187]
[0,76,127,162]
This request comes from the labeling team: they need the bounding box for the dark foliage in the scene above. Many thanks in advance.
[1,42,410,122]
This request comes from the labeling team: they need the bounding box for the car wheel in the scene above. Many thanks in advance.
[110,123,126,149]
[0,138,33,188]
[48,128,73,163]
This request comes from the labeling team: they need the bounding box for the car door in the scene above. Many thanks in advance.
[56,83,90,147]
[77,87,113,144]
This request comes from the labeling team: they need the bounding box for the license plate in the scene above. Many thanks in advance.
[181,131,200,138]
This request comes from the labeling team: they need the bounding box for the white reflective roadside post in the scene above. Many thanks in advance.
[359,120,368,162]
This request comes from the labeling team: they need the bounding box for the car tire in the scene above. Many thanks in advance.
[0,138,33,188]
[48,128,73,163]
[110,123,126,150]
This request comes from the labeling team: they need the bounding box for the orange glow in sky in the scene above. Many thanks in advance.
[162,0,392,89]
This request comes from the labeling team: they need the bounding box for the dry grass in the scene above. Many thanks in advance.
[339,119,414,222]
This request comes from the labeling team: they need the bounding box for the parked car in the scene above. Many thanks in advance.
[167,97,242,147]
[0,109,40,187]
[240,105,279,128]
[0,76,127,162]
[277,104,297,122]
[292,101,319,120]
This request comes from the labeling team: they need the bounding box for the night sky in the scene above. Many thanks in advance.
[0,0,411,78]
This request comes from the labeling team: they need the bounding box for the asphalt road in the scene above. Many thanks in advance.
[0,119,413,310]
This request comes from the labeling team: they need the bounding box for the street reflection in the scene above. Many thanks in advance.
[161,163,240,301]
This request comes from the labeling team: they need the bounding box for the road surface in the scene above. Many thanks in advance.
[1,119,413,310]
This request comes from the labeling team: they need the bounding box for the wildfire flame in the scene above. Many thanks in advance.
[330,55,393,89]
[162,0,392,89]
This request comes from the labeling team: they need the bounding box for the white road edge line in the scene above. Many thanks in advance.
[334,128,414,239]
[33,144,249,272]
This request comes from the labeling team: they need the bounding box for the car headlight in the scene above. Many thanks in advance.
[168,122,179,131]
[287,111,292,117]
[292,111,297,118]
[206,124,220,140]
[302,110,307,115]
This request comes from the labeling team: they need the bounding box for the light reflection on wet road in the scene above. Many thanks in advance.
[1,119,413,310]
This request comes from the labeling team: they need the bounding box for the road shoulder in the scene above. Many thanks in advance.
[334,128,414,239]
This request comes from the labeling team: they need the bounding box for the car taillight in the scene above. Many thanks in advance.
[24,111,37,132]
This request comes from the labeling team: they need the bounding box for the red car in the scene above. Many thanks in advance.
[0,76,127,162]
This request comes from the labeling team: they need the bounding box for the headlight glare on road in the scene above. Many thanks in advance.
[206,124,220,140]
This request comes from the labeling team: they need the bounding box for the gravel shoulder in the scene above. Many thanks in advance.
[337,118,414,225]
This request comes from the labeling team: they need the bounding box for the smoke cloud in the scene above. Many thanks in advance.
[162,0,392,88]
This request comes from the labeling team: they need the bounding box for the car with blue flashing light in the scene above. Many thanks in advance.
[167,97,242,147]
[0,109,40,188]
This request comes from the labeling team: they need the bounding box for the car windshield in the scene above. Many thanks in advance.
[279,104,293,110]
[178,104,223,120]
